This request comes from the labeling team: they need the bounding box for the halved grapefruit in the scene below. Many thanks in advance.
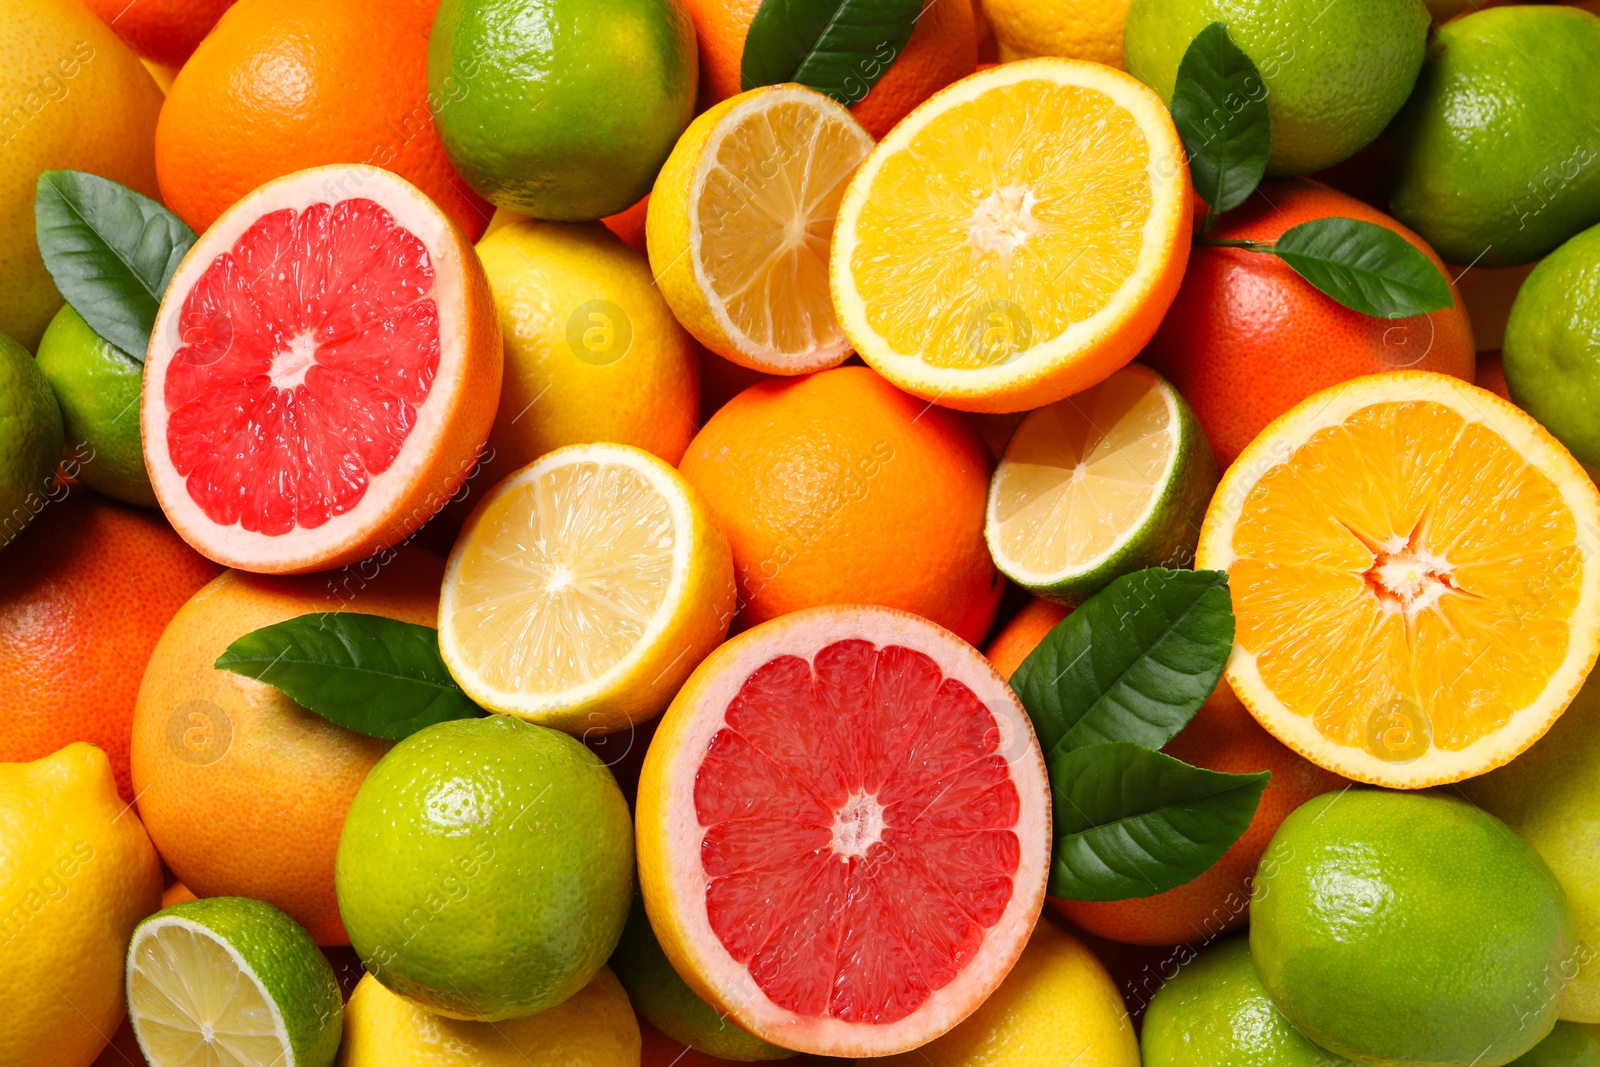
[636,605,1050,1057]
[143,164,502,573]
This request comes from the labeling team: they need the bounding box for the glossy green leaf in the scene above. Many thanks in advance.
[34,170,197,363]
[1049,743,1269,901]
[740,0,924,105]
[215,613,486,740]
[1010,568,1234,760]
[1273,216,1454,318]
[1170,22,1270,215]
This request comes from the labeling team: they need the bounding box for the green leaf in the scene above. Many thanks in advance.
[215,613,486,740]
[1048,742,1269,901]
[1170,22,1270,215]
[34,170,197,363]
[1272,217,1454,318]
[1010,568,1234,760]
[740,0,924,106]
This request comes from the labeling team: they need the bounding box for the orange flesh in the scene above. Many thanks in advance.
[1230,400,1579,758]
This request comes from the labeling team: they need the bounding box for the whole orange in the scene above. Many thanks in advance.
[1143,178,1475,467]
[682,0,976,138]
[154,0,491,239]
[985,597,1071,681]
[129,548,445,945]
[81,0,236,66]
[678,366,1002,646]
[1051,687,1348,946]
[0,494,219,800]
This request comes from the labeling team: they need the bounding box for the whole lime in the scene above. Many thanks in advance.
[1503,222,1600,469]
[1389,6,1600,268]
[0,330,63,551]
[34,304,154,507]
[1142,937,1355,1066]
[428,0,696,221]
[1509,1022,1600,1067]
[1121,0,1429,176]
[1252,790,1576,1067]
[335,714,634,1022]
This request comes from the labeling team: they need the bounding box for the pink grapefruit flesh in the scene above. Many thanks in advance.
[144,164,501,573]
[637,606,1050,1057]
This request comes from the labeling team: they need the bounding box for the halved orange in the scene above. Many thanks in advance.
[1196,371,1600,788]
[829,58,1191,413]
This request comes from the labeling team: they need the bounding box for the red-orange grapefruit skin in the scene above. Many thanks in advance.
[1143,178,1475,467]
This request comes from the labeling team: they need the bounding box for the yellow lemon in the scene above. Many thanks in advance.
[982,0,1132,66]
[337,968,639,1066]
[865,920,1139,1067]
[0,743,163,1067]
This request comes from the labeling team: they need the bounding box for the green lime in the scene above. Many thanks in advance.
[335,714,634,1022]
[1252,790,1575,1067]
[984,363,1217,605]
[126,896,343,1067]
[1142,937,1354,1066]
[610,895,794,1062]
[428,0,696,220]
[1122,0,1429,176]
[1503,222,1600,468]
[1510,1022,1600,1067]
[1390,6,1600,268]
[0,329,63,551]
[1460,672,1600,1023]
[34,304,155,507]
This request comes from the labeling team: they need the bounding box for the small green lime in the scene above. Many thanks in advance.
[34,304,154,507]
[1122,0,1430,176]
[127,896,343,1067]
[335,714,634,1022]
[0,329,63,552]
[1390,6,1600,268]
[1252,790,1575,1067]
[1142,937,1353,1067]
[1509,1022,1600,1067]
[611,895,794,1062]
[1503,222,1600,468]
[428,0,696,220]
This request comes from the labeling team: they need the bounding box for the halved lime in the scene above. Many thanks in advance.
[984,363,1217,604]
[126,897,342,1067]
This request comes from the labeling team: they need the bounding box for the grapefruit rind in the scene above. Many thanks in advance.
[439,442,736,734]
[1196,371,1600,788]
[143,164,501,574]
[829,59,1192,414]
[636,605,1050,1057]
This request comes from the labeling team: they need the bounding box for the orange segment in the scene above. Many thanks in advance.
[830,58,1191,413]
[1197,371,1600,788]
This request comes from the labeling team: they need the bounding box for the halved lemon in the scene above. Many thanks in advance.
[439,443,736,734]
[647,84,873,375]
[986,363,1217,605]
[830,58,1192,413]
[1196,371,1600,788]
[127,897,342,1067]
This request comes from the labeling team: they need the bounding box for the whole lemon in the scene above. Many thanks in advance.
[0,743,163,1067]
[0,0,163,349]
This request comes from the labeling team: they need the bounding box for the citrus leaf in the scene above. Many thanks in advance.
[1010,568,1234,760]
[215,613,486,740]
[741,0,923,105]
[1048,742,1269,901]
[1272,217,1454,318]
[34,171,196,363]
[1170,22,1270,215]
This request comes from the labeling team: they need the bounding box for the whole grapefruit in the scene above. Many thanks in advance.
[80,0,236,66]
[130,548,446,945]
[0,495,220,800]
[1143,179,1475,467]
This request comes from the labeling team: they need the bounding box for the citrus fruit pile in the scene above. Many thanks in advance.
[6,0,1600,1065]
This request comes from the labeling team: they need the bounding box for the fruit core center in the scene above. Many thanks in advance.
[1364,537,1458,616]
[545,565,575,595]
[968,185,1039,261]
[199,1022,215,1042]
[268,332,319,391]
[831,790,886,859]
